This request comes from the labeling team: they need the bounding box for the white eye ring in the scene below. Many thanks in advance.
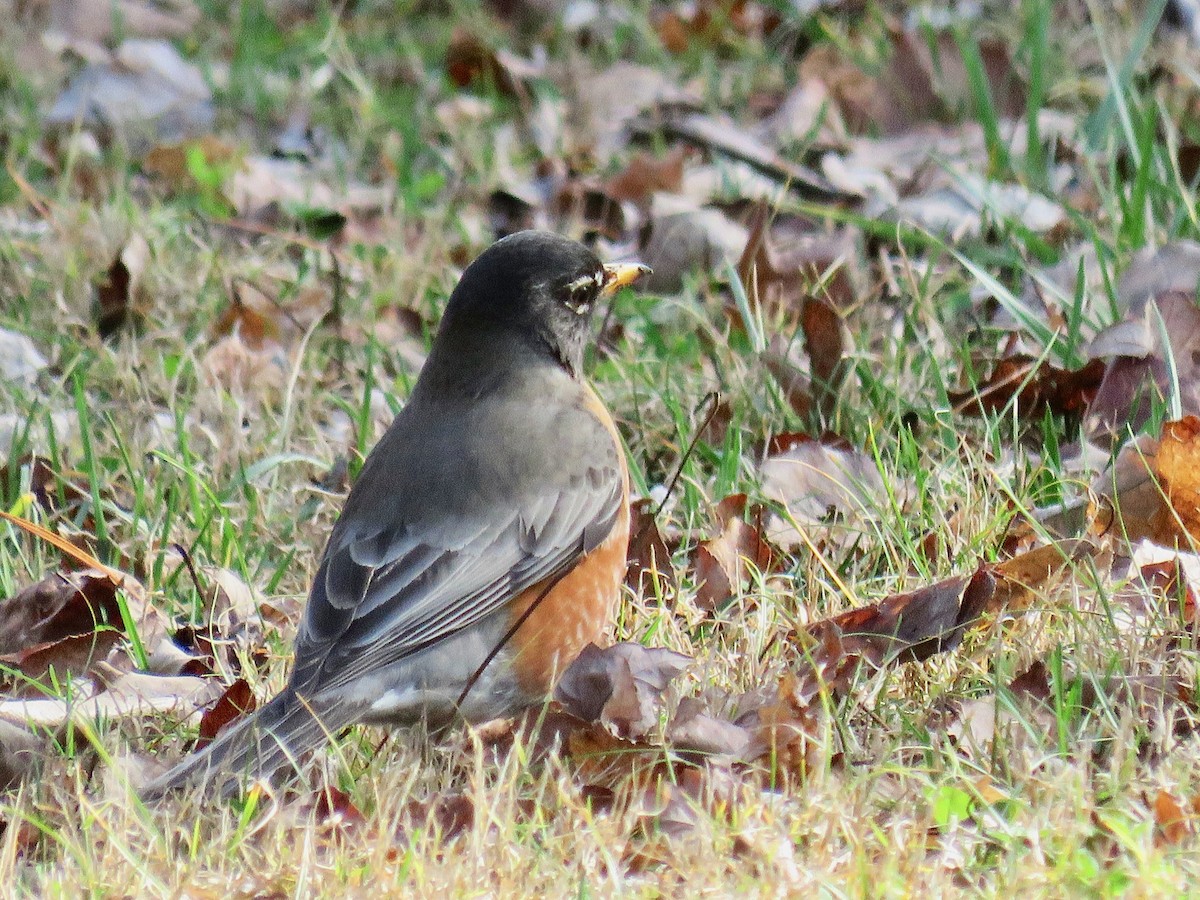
[563,271,603,314]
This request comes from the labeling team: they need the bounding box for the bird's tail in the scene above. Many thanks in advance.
[140,688,362,801]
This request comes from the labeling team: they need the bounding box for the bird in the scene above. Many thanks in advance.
[143,231,650,798]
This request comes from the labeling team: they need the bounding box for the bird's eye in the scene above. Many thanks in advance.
[562,272,601,315]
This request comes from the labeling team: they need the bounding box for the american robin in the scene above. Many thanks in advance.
[144,231,649,798]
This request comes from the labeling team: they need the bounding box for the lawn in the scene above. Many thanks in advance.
[3,0,1200,895]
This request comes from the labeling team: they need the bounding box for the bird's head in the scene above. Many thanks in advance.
[436,231,650,377]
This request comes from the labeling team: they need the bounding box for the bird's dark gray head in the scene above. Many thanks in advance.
[435,231,648,378]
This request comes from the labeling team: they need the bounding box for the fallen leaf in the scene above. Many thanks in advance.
[666,697,751,758]
[691,494,778,611]
[604,148,690,205]
[637,110,837,198]
[950,355,1105,420]
[44,39,214,146]
[396,793,475,845]
[569,62,700,164]
[310,785,367,831]
[1087,292,1200,442]
[0,669,222,728]
[759,433,895,549]
[736,202,860,325]
[1152,789,1191,847]
[640,197,747,292]
[444,28,541,98]
[193,678,256,750]
[93,233,150,338]
[818,566,995,665]
[226,155,392,220]
[555,642,691,740]
[625,499,677,597]
[1152,416,1200,543]
[0,630,122,695]
[0,569,124,658]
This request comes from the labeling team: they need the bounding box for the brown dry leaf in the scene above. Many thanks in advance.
[651,0,781,54]
[758,77,847,150]
[759,433,895,550]
[665,697,751,758]
[569,62,700,165]
[1152,790,1192,847]
[817,566,995,665]
[444,29,541,98]
[1153,417,1200,543]
[736,202,859,320]
[1110,545,1200,628]
[43,39,213,145]
[761,339,815,420]
[193,678,256,750]
[554,642,691,740]
[1094,418,1200,547]
[141,135,237,188]
[988,541,1090,616]
[802,24,1023,136]
[396,794,475,846]
[309,785,367,832]
[625,499,678,597]
[0,569,124,659]
[639,111,838,199]
[744,669,827,784]
[93,233,150,338]
[639,197,747,292]
[1087,291,1200,441]
[0,630,122,696]
[691,494,778,612]
[604,148,690,206]
[1089,433,1162,544]
[201,333,288,397]
[226,155,391,220]
[950,355,1105,420]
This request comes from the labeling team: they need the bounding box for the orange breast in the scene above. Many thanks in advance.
[508,384,630,695]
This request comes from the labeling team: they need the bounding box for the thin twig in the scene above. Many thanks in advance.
[656,390,722,518]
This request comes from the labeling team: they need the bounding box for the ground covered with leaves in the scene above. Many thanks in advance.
[5,0,1200,894]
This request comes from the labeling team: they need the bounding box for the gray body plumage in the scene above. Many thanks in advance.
[141,233,626,798]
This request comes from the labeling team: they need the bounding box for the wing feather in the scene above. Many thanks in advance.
[288,378,623,695]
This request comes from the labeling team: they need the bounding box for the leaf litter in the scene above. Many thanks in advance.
[10,0,1200,888]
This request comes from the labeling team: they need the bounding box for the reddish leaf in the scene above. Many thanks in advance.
[949,354,1104,419]
[398,793,475,844]
[0,570,124,657]
[0,630,121,695]
[625,499,677,597]
[311,786,366,830]
[194,678,256,750]
[824,566,995,664]
[604,148,690,205]
[1152,790,1191,847]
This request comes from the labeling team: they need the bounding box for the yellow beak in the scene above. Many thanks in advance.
[600,262,652,297]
